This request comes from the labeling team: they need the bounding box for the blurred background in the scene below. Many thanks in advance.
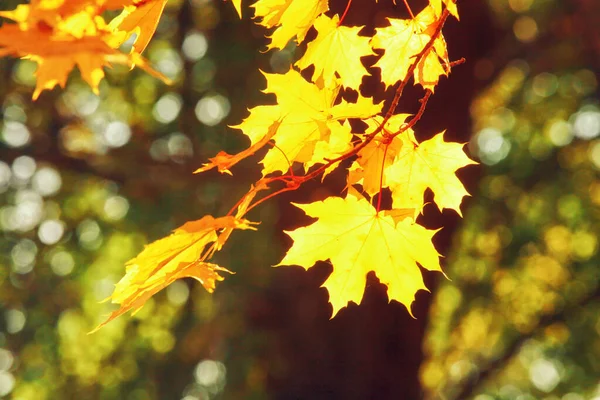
[1,0,599,399]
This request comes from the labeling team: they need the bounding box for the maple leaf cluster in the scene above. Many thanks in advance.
[198,0,474,319]
[0,0,476,329]
[0,0,169,99]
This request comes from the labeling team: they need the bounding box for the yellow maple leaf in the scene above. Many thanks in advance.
[233,69,382,175]
[347,114,410,195]
[386,131,477,216]
[296,14,375,90]
[91,215,257,332]
[251,0,328,50]
[278,192,442,316]
[371,6,449,91]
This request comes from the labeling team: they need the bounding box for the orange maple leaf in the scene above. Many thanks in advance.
[195,120,282,175]
[0,0,169,99]
[347,114,410,196]
[108,0,169,54]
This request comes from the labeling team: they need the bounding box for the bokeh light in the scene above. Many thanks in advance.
[1,1,598,399]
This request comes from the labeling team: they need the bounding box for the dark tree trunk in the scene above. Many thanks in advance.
[246,1,498,399]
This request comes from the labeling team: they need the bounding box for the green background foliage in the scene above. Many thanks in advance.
[0,0,599,399]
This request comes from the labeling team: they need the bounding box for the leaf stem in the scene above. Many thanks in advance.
[245,185,299,214]
[269,141,295,177]
[338,0,353,26]
[389,90,432,138]
[402,0,415,19]
[376,143,390,213]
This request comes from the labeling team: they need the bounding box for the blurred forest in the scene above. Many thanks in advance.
[1,0,600,399]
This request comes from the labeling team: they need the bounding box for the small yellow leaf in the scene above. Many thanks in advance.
[386,131,477,215]
[252,0,328,50]
[296,14,375,90]
[371,6,449,91]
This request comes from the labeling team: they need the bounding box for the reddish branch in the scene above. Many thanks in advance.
[389,89,432,139]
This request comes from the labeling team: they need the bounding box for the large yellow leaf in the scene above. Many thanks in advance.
[233,70,382,175]
[386,131,477,216]
[296,14,375,90]
[251,0,328,50]
[91,215,257,332]
[278,192,442,316]
[371,6,449,91]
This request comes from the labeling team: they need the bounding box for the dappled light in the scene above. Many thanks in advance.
[0,0,599,399]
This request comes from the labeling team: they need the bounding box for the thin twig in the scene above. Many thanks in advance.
[389,90,432,138]
[402,0,415,19]
[338,0,353,26]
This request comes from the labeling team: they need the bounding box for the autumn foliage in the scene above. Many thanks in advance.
[0,0,475,331]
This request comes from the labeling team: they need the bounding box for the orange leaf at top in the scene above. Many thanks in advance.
[0,25,118,98]
[91,215,257,332]
[0,0,169,98]
[109,0,168,54]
